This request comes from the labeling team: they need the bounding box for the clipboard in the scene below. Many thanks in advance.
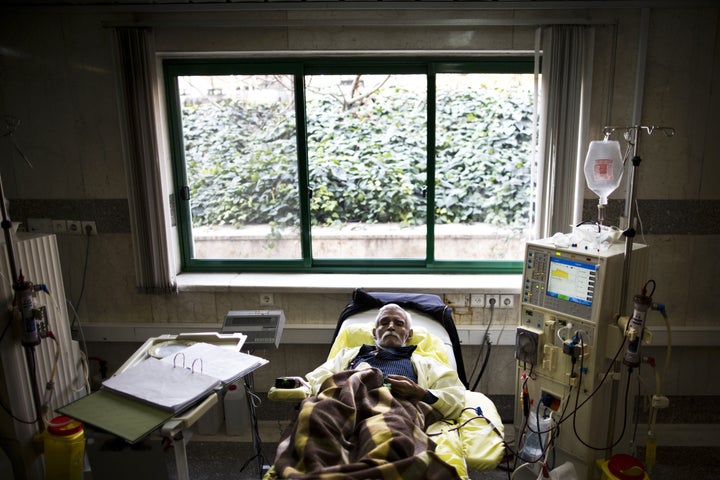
[58,334,265,444]
[57,389,178,444]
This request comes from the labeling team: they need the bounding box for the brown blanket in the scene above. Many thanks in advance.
[266,368,461,480]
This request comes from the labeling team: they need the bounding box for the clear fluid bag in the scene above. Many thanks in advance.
[584,140,624,205]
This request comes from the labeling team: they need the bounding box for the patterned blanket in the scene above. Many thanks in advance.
[265,368,461,480]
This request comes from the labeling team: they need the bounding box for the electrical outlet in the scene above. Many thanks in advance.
[259,293,274,306]
[67,220,82,235]
[470,294,485,308]
[485,294,500,308]
[81,221,97,235]
[500,294,515,308]
[52,220,67,233]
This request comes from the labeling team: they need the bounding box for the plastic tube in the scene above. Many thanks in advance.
[645,303,671,474]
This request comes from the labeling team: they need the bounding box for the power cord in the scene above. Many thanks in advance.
[469,296,496,391]
[70,224,93,333]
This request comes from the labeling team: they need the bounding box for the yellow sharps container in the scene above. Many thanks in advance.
[43,415,85,480]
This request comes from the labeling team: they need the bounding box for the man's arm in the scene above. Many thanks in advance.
[413,356,466,419]
[305,346,361,395]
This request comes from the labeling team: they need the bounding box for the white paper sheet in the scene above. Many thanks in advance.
[102,357,221,411]
[161,342,269,383]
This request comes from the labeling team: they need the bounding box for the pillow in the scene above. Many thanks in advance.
[328,322,451,367]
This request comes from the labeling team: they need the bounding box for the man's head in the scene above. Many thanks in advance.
[373,303,413,348]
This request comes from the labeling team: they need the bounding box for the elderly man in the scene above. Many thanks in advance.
[306,303,465,419]
[267,304,465,480]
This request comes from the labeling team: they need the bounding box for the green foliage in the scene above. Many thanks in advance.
[181,82,534,229]
[434,87,534,226]
[183,99,299,227]
[305,88,426,226]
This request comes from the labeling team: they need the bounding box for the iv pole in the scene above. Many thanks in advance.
[0,172,44,429]
[600,124,674,458]
[600,126,675,312]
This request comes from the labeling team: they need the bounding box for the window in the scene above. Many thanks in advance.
[164,57,536,274]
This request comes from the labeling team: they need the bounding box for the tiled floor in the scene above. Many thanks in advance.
[82,393,720,480]
[168,440,513,480]
[164,441,719,480]
[82,427,719,480]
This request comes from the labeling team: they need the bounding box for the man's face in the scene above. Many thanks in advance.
[373,306,413,348]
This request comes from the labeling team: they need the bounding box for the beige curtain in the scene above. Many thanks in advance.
[114,27,176,294]
[535,25,595,239]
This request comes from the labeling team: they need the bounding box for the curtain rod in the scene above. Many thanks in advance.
[8,0,711,28]
[3,0,713,14]
[156,50,539,58]
[102,17,612,29]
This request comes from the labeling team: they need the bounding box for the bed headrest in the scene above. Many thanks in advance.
[339,289,450,323]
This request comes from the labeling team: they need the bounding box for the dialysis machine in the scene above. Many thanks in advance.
[514,237,648,478]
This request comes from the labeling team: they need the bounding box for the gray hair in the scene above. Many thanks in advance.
[375,303,413,328]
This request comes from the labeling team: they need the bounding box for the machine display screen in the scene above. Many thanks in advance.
[546,257,597,306]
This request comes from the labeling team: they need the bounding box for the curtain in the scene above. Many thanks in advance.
[114,27,176,294]
[535,25,595,239]
[114,24,594,282]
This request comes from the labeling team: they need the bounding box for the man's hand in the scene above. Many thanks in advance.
[384,374,426,401]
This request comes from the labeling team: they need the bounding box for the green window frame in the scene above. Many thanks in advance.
[164,56,535,274]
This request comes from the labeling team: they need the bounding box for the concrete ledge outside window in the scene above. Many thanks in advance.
[174,272,523,294]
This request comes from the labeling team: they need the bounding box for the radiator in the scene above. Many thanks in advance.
[0,233,85,479]
[7,233,85,412]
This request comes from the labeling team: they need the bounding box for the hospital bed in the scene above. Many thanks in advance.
[267,289,506,479]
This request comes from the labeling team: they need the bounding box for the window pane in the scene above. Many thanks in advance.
[305,74,427,260]
[178,74,301,260]
[435,73,535,261]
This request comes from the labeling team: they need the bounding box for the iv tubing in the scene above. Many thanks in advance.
[645,305,672,473]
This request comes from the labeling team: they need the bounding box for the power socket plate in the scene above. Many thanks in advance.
[67,220,82,235]
[470,294,485,308]
[52,220,67,233]
[81,221,98,235]
[500,294,515,308]
[485,294,500,308]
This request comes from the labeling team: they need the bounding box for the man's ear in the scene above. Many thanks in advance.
[406,329,414,341]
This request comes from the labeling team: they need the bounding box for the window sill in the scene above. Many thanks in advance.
[175,272,523,294]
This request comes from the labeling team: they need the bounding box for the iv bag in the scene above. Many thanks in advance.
[584,140,623,205]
